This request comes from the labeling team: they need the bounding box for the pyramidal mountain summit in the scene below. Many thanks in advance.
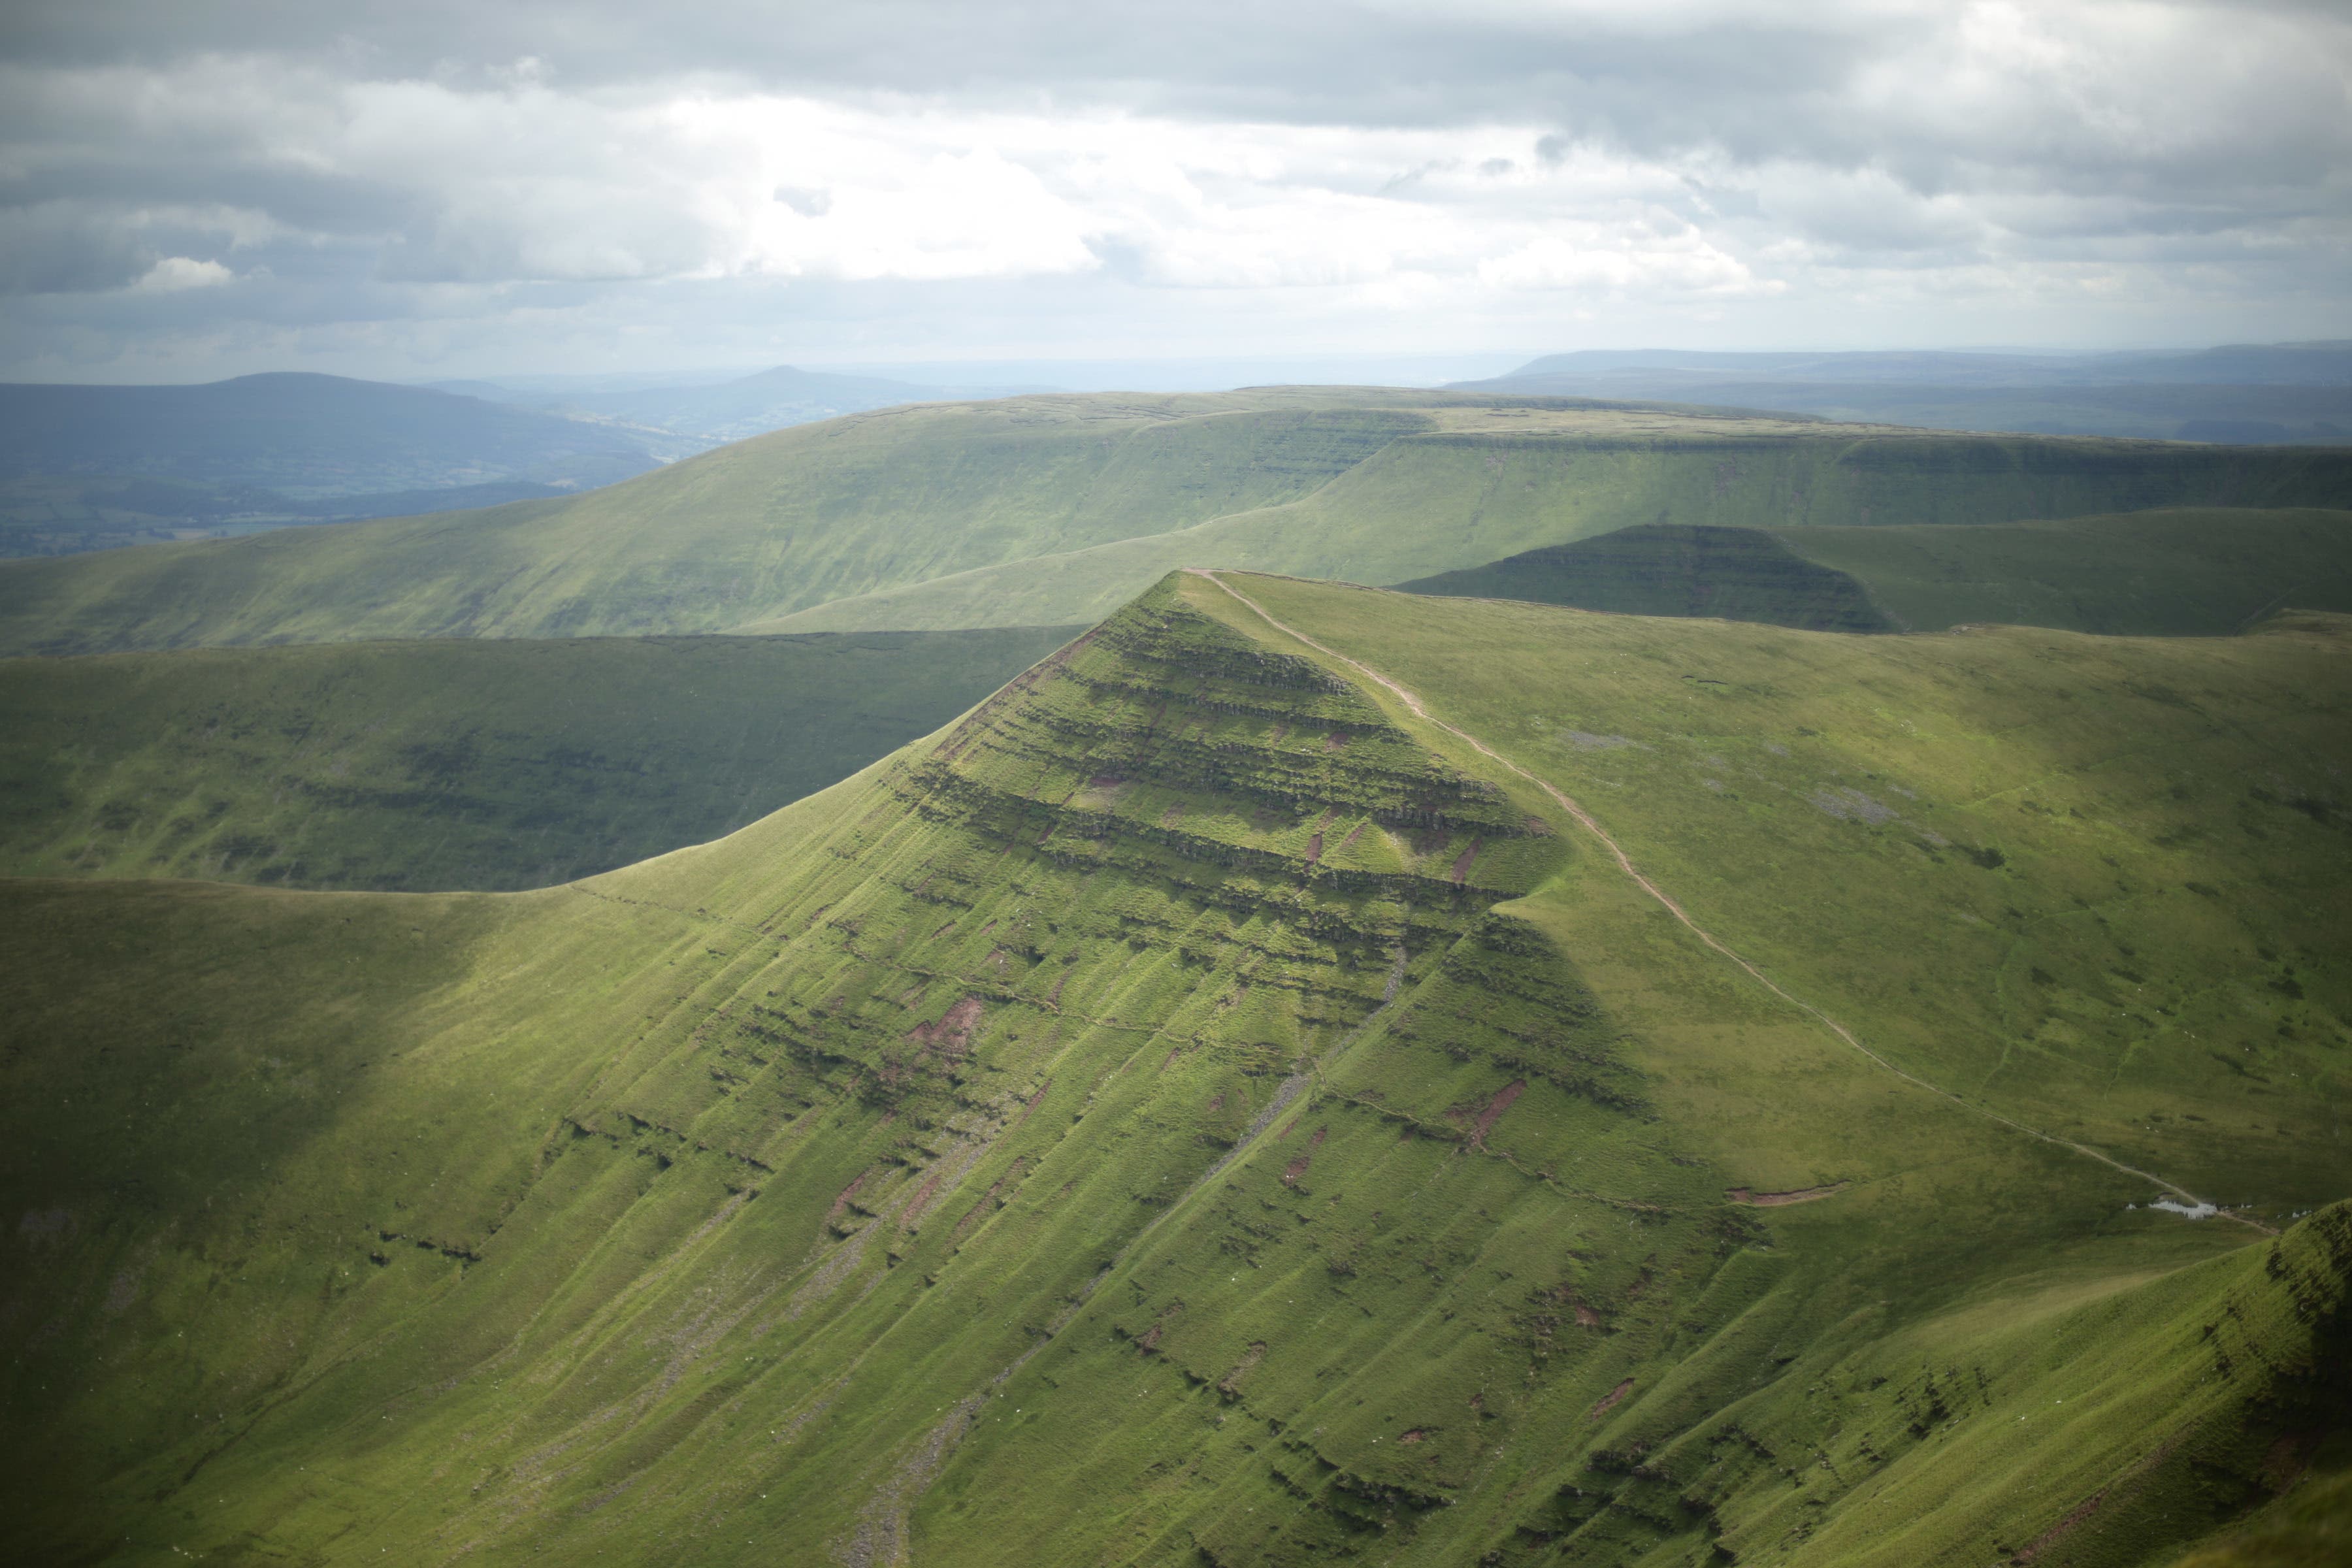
[7,559,2347,1565]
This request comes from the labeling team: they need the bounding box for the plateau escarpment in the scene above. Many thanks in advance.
[3,572,2347,1567]
[745,422,2352,636]
[5,391,2347,655]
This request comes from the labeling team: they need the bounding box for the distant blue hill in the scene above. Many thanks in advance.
[0,372,661,495]
[445,363,1033,455]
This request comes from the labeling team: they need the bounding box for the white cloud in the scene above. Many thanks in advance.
[132,256,235,291]
[1477,231,1765,295]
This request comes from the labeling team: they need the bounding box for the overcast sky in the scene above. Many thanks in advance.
[3,0,2347,383]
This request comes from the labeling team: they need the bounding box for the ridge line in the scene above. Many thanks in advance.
[1185,568,2270,1236]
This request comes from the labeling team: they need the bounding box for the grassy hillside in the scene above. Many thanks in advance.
[1392,521,1896,630]
[4,392,2347,653]
[3,572,2345,1565]
[747,417,2352,634]
[0,627,1075,890]
[1777,507,2352,634]
[0,392,1429,654]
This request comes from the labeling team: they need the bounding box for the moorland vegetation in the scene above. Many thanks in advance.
[3,570,2346,1566]
[1,384,2348,1566]
[5,390,2346,655]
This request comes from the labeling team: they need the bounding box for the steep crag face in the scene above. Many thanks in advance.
[4,574,2347,1566]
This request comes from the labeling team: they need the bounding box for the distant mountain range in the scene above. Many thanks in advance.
[0,372,668,556]
[0,365,1021,557]
[0,372,661,495]
[429,363,1043,457]
[10,346,2349,561]
[7,387,2347,655]
[1452,342,2352,443]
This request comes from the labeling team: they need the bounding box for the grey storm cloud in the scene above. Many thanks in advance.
[1,0,2346,377]
[5,0,2339,146]
[5,1,1880,116]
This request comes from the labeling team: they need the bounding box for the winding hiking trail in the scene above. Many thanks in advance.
[1188,569,2271,1237]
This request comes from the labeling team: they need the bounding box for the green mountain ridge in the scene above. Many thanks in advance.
[693,425,2352,635]
[5,572,2346,1565]
[5,391,2347,655]
[0,393,1425,655]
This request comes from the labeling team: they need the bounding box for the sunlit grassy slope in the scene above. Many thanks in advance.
[4,391,2346,653]
[4,573,2346,1567]
[0,627,1075,890]
[0,393,1424,653]
[742,416,2352,635]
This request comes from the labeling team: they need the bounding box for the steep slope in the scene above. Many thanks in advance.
[0,393,1430,654]
[0,626,1077,890]
[5,393,2348,653]
[1776,507,2352,634]
[3,575,2348,1567]
[747,418,2352,634]
[1393,523,1896,630]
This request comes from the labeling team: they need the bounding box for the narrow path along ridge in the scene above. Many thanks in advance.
[1187,568,2272,1236]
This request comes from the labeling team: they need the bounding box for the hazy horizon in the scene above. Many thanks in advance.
[24,342,2352,393]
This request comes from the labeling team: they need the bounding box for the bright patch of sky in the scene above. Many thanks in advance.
[1,0,2345,380]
